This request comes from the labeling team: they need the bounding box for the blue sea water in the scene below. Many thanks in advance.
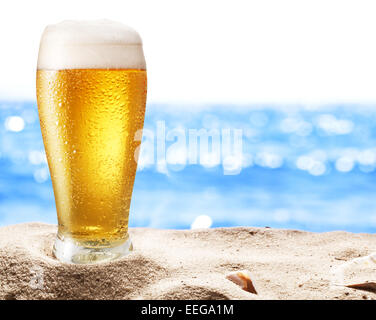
[1,101,376,233]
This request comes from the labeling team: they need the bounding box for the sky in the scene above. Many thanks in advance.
[1,0,376,105]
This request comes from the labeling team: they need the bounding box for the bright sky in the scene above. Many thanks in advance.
[1,0,376,105]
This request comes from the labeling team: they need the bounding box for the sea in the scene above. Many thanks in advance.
[1,101,376,233]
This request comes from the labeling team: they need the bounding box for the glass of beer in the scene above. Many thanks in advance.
[36,20,147,264]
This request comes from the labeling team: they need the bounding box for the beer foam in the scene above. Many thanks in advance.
[37,20,146,70]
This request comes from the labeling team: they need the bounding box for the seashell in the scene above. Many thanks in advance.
[226,270,257,294]
[330,252,376,290]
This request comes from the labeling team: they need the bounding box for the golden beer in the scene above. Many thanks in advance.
[36,20,147,263]
[37,69,146,241]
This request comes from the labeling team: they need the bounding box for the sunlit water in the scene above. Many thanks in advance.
[1,101,376,232]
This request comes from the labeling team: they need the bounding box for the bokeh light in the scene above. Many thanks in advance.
[4,116,25,132]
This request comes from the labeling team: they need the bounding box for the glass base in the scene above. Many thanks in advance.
[53,235,133,264]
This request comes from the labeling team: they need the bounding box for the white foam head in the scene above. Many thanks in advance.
[37,20,146,70]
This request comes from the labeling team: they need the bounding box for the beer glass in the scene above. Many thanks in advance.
[36,20,147,264]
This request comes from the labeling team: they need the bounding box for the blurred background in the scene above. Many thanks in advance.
[2,0,376,232]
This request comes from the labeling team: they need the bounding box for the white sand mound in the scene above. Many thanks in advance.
[0,223,375,300]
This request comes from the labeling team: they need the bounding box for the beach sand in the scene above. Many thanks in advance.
[0,222,375,300]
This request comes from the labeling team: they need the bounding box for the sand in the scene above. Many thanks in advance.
[0,222,375,300]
